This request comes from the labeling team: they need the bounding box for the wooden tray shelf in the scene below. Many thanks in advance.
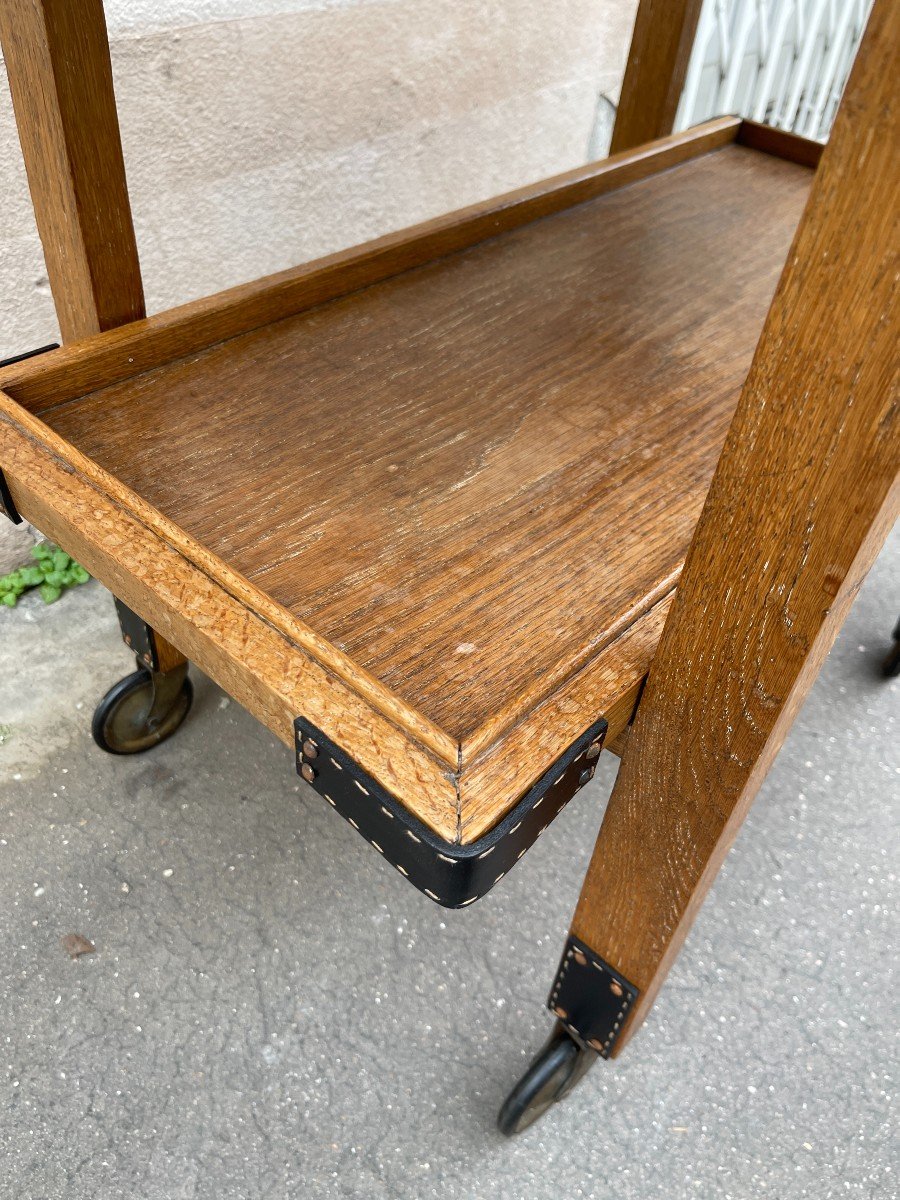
[0,118,817,889]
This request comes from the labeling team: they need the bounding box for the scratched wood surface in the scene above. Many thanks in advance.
[0,417,460,838]
[42,144,812,758]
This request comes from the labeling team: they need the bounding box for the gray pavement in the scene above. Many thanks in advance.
[1,529,897,1200]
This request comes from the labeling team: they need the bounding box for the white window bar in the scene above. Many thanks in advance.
[674,0,873,142]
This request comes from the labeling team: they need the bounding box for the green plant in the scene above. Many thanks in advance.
[0,543,90,607]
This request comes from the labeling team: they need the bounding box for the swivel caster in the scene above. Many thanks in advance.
[92,659,193,755]
[497,1023,596,1137]
[882,617,900,679]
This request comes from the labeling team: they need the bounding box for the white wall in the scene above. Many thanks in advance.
[0,0,637,359]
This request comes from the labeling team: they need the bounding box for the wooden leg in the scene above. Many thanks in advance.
[610,0,704,154]
[0,1,189,699]
[549,0,899,1062]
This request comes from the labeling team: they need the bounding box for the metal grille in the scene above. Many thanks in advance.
[676,0,873,142]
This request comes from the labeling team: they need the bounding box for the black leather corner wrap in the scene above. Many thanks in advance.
[294,715,607,909]
[0,468,22,525]
[548,935,638,1058]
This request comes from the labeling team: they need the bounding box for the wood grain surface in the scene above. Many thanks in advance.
[42,144,812,754]
[458,595,671,842]
[0,392,460,766]
[571,0,899,1048]
[0,417,460,838]
[1,119,740,414]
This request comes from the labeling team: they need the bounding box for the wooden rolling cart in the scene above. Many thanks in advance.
[0,0,896,1135]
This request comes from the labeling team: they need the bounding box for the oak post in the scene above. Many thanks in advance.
[0,0,186,669]
[570,0,899,1052]
[610,0,703,154]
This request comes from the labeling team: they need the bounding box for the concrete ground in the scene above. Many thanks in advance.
[1,530,897,1200]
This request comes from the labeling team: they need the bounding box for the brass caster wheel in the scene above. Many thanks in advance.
[92,661,193,755]
[497,1023,595,1137]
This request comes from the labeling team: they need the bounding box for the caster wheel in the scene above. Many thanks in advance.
[497,1023,595,1137]
[92,664,193,755]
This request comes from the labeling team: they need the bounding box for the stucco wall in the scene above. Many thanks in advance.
[1,0,636,358]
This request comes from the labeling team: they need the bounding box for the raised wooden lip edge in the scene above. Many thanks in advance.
[736,118,824,168]
[0,393,456,764]
[459,122,821,764]
[0,118,744,764]
[0,401,661,849]
[0,414,462,842]
[0,117,742,412]
[0,117,822,833]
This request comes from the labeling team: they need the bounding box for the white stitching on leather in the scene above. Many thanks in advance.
[548,944,632,1056]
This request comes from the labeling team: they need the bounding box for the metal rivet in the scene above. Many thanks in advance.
[586,740,602,761]
[578,767,595,786]
[609,981,623,997]
[302,739,319,759]
[553,1006,568,1020]
[588,1039,604,1052]
[574,950,587,966]
[300,763,316,784]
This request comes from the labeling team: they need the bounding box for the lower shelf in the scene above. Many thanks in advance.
[0,118,816,875]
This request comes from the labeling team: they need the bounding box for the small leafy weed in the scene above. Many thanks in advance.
[0,543,90,607]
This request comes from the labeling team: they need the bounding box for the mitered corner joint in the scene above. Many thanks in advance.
[294,716,608,908]
[548,935,639,1058]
